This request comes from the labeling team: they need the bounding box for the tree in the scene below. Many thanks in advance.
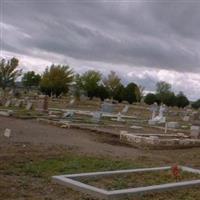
[144,93,157,105]
[113,84,125,103]
[103,71,121,98]
[80,70,102,99]
[96,84,109,101]
[40,64,74,96]
[192,99,200,109]
[161,92,176,107]
[156,81,171,94]
[156,81,173,104]
[175,92,189,108]
[124,82,140,104]
[71,74,85,101]
[0,57,22,90]
[22,71,41,89]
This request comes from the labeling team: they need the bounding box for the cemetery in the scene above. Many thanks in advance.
[1,93,200,200]
[2,1,200,199]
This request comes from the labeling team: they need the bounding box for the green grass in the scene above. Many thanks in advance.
[2,152,200,200]
[15,155,141,179]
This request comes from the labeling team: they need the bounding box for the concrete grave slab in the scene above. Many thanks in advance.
[52,166,200,200]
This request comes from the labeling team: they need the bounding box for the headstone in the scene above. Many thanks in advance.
[190,126,200,139]
[122,105,129,114]
[183,116,190,122]
[15,100,23,108]
[92,112,101,123]
[26,102,33,110]
[167,122,180,129]
[8,89,14,95]
[191,112,200,121]
[117,112,122,121]
[159,104,167,118]
[130,125,143,129]
[101,102,113,113]
[69,98,75,106]
[149,104,167,125]
[43,96,48,111]
[5,100,11,108]
[0,111,10,117]
[63,111,74,119]
[150,102,158,120]
[80,95,88,101]
[4,128,11,138]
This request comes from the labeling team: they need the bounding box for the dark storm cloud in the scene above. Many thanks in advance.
[2,0,200,72]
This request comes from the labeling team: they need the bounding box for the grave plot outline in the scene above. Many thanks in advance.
[52,166,200,199]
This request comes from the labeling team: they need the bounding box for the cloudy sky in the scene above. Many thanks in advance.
[1,0,200,100]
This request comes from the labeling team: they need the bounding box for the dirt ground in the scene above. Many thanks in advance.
[1,116,200,200]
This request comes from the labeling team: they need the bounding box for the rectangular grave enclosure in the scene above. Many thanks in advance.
[52,166,200,200]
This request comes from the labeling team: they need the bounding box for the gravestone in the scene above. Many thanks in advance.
[15,100,23,108]
[183,116,190,122]
[101,102,113,113]
[5,100,11,108]
[4,128,11,138]
[150,102,159,120]
[69,98,75,106]
[63,111,74,119]
[26,102,33,111]
[122,105,129,114]
[190,126,200,139]
[117,112,123,121]
[43,96,48,111]
[167,122,180,129]
[92,112,101,123]
[149,104,167,125]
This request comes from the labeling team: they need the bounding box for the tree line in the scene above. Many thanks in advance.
[0,57,199,108]
[144,82,190,108]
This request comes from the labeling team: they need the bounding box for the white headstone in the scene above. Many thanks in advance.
[117,112,122,121]
[150,102,158,120]
[4,128,11,138]
[26,102,33,110]
[122,105,129,114]
[167,122,180,129]
[101,102,113,113]
[190,126,200,139]
[183,116,190,122]
[92,112,101,123]
[15,100,23,108]
[63,111,74,119]
[69,99,75,106]
[5,100,11,108]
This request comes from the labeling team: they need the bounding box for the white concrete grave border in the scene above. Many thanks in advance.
[52,166,200,199]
